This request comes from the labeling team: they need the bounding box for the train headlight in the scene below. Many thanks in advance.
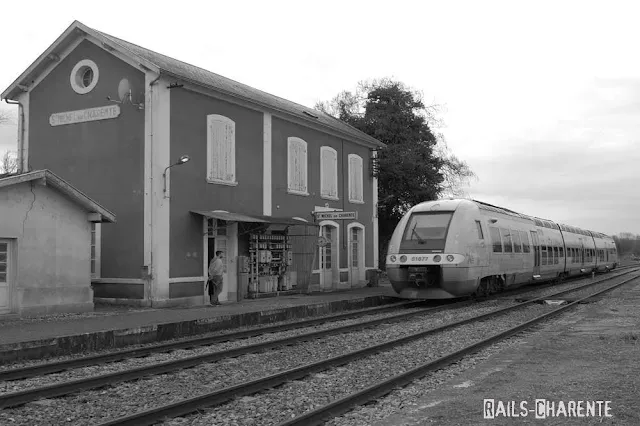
[400,255,407,263]
[433,255,441,262]
[389,255,397,263]
[446,255,455,262]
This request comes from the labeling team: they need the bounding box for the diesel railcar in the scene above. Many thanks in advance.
[386,199,618,299]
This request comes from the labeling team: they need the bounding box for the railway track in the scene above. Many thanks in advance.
[84,268,639,425]
[0,268,635,411]
[3,265,623,383]
[280,271,640,426]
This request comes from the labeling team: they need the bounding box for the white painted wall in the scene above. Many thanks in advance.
[0,181,94,315]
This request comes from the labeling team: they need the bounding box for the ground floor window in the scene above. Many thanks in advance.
[91,223,101,278]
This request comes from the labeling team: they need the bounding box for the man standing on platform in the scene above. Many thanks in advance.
[206,250,224,306]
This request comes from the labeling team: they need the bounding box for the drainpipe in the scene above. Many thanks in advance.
[147,74,161,306]
[4,99,23,173]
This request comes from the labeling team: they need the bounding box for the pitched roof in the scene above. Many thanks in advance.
[0,170,116,223]
[2,21,385,149]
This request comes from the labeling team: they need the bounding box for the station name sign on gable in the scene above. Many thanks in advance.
[49,105,121,127]
[314,211,358,220]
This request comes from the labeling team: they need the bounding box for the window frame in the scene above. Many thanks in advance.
[489,227,502,253]
[475,220,484,240]
[501,228,513,253]
[287,137,309,196]
[90,223,101,279]
[206,114,237,186]
[520,231,530,253]
[320,146,339,200]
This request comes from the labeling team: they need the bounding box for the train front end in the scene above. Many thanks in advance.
[386,199,478,299]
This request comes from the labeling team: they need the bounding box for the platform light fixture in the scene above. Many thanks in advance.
[163,155,191,196]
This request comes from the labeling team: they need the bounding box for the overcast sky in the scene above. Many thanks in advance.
[1,0,638,236]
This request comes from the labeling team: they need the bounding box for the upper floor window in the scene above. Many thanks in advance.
[320,146,338,200]
[348,154,364,203]
[207,114,236,185]
[287,137,308,195]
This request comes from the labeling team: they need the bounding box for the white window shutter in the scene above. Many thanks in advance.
[331,149,337,197]
[349,156,355,201]
[207,115,236,183]
[288,140,295,191]
[357,156,363,201]
[301,143,307,192]
[288,138,307,193]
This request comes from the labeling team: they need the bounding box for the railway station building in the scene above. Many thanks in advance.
[1,21,384,308]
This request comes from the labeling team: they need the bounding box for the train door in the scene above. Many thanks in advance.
[530,231,540,276]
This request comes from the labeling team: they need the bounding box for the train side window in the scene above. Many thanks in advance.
[501,228,513,253]
[559,246,564,258]
[489,227,502,252]
[554,246,559,264]
[475,221,484,239]
[541,246,547,265]
[520,231,530,253]
[512,231,522,253]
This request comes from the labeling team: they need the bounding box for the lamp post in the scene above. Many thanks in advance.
[163,154,190,196]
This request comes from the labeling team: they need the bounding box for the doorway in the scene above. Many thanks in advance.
[319,222,339,289]
[206,218,229,301]
[348,224,365,287]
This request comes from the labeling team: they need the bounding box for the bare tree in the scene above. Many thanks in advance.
[0,150,18,175]
[0,109,14,126]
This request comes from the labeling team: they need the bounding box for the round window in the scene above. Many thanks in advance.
[70,59,99,94]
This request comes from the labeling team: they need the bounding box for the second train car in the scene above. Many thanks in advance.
[386,199,618,299]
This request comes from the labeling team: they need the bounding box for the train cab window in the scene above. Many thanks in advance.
[475,221,484,239]
[489,227,502,252]
[512,231,522,253]
[520,231,531,253]
[500,228,513,253]
[402,212,453,245]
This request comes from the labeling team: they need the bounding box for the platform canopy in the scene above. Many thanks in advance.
[190,210,318,227]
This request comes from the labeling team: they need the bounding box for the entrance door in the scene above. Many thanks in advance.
[349,227,363,286]
[207,218,229,301]
[319,225,338,289]
[530,231,540,276]
[0,240,10,314]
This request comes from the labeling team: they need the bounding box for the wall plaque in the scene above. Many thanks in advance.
[49,105,121,126]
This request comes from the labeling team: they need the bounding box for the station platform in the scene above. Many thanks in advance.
[0,282,398,364]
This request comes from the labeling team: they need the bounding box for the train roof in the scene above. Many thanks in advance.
[415,198,613,239]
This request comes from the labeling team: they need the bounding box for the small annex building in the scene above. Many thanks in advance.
[1,21,385,308]
[0,170,115,316]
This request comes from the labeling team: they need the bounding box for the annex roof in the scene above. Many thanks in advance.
[0,170,116,223]
[2,21,385,150]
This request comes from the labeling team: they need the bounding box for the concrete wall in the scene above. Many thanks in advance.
[0,182,93,315]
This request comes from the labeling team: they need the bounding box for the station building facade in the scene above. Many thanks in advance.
[1,21,384,307]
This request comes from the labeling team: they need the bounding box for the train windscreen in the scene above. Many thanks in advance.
[401,212,453,250]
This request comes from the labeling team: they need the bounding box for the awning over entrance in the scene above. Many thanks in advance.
[190,210,318,227]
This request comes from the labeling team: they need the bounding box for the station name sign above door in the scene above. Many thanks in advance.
[314,211,358,221]
[49,105,121,127]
